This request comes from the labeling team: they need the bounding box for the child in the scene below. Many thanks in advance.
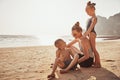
[84,1,101,67]
[47,39,77,79]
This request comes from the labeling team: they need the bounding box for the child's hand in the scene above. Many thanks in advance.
[78,59,80,63]
[83,32,88,37]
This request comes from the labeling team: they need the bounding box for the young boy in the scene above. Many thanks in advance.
[47,39,77,79]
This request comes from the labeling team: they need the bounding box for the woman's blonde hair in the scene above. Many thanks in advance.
[72,22,82,32]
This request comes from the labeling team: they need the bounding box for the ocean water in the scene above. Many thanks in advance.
[0,35,104,48]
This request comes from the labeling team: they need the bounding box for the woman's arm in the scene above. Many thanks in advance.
[84,17,97,36]
[78,40,90,63]
[70,46,82,54]
[67,39,79,48]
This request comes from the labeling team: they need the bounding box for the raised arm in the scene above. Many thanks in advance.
[67,39,79,48]
[84,17,97,36]
[70,46,82,54]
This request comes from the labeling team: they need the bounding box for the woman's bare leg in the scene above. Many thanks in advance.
[89,32,101,68]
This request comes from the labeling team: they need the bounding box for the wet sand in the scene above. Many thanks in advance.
[0,40,120,80]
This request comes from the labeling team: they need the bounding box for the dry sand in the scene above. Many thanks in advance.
[0,40,120,80]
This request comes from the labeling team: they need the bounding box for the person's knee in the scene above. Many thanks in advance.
[92,48,97,53]
[74,54,79,59]
[55,58,60,63]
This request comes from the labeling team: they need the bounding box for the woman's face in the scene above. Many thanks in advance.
[72,30,81,38]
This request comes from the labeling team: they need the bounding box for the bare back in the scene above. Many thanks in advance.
[79,37,94,58]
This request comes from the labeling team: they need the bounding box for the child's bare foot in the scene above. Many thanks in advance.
[48,77,53,80]
[60,69,68,74]
[47,74,55,79]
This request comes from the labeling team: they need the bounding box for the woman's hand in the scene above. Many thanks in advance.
[67,39,79,48]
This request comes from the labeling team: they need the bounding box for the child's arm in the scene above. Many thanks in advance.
[84,17,97,36]
[49,50,60,75]
[78,40,90,63]
[67,39,79,48]
[56,49,60,58]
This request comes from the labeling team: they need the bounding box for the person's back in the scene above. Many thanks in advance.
[80,37,94,58]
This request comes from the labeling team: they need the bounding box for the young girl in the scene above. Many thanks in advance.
[84,1,101,68]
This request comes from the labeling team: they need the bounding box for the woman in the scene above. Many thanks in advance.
[60,22,94,73]
[84,1,101,68]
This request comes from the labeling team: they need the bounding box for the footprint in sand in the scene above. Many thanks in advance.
[38,70,44,73]
[104,60,115,62]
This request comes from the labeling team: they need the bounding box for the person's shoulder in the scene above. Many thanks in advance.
[92,16,97,22]
[56,49,61,57]
[81,37,88,44]
[80,36,86,40]
[56,49,61,53]
[65,48,72,55]
[74,38,80,42]
[65,48,71,51]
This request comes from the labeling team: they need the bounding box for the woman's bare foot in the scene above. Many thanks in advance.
[92,63,101,68]
[75,67,80,71]
[60,69,68,74]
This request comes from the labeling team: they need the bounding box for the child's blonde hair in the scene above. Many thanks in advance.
[54,39,64,47]
[87,1,96,10]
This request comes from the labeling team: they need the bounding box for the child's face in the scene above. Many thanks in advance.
[86,7,95,16]
[56,41,66,50]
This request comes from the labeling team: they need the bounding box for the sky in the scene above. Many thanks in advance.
[0,0,120,36]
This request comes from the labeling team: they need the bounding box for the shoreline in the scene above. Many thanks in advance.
[0,35,120,48]
[0,38,120,49]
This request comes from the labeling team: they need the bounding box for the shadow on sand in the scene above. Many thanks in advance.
[52,67,120,80]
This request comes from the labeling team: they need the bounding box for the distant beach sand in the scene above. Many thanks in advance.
[0,40,120,80]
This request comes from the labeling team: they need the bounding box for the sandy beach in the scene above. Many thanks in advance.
[0,40,120,80]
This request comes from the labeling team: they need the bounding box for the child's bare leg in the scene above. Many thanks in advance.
[89,33,101,68]
[48,58,58,78]
[51,58,64,74]
[48,58,64,78]
[92,48,101,67]
[60,54,79,73]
